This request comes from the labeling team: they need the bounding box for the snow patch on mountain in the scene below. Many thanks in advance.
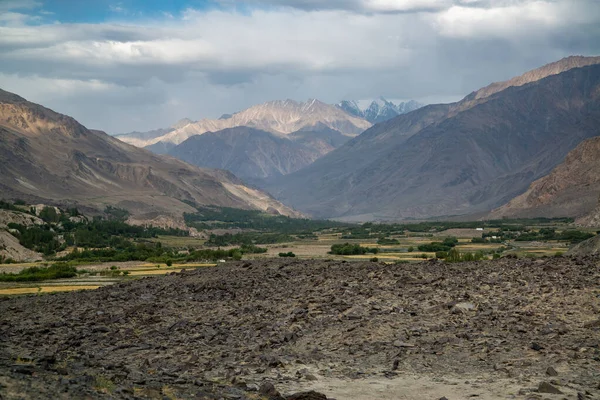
[337,97,424,124]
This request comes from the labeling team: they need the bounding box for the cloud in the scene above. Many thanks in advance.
[215,0,453,13]
[0,0,42,12]
[0,0,598,133]
[433,1,600,38]
[109,4,126,13]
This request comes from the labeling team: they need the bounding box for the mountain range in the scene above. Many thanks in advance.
[265,56,600,221]
[489,136,600,220]
[337,98,423,124]
[0,89,300,225]
[3,56,600,225]
[168,126,350,182]
[118,99,372,150]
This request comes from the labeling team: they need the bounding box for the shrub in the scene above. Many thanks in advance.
[407,246,414,252]
[330,243,378,255]
[435,251,448,259]
[417,242,451,252]
[166,259,173,267]
[370,257,379,262]
[0,263,77,282]
[462,252,475,262]
[377,238,399,245]
[278,252,296,258]
[231,250,243,260]
[445,248,461,263]
[240,244,268,254]
[442,237,458,247]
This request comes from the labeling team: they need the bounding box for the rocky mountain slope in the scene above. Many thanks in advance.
[169,126,351,181]
[2,258,599,398]
[0,89,300,220]
[576,195,600,227]
[567,234,600,255]
[0,210,44,262]
[266,57,600,221]
[120,99,371,149]
[489,136,600,219]
[337,98,423,124]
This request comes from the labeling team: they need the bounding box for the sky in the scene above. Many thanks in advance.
[0,0,599,133]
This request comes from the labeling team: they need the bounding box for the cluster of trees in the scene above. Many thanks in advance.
[417,237,458,253]
[206,232,293,247]
[184,205,348,234]
[7,223,64,255]
[104,205,130,221]
[187,248,242,261]
[0,200,21,211]
[377,237,400,245]
[66,220,188,248]
[0,263,77,282]
[329,243,379,255]
[515,228,594,244]
[58,242,171,262]
[239,244,268,254]
[441,248,487,263]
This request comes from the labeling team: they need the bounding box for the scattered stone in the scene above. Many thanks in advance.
[260,382,281,397]
[452,302,476,314]
[546,366,558,377]
[531,342,544,351]
[393,341,415,348]
[538,381,563,394]
[583,319,600,329]
[286,391,328,400]
[1,258,599,398]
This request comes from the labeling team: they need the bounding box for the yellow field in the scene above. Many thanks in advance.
[0,285,100,296]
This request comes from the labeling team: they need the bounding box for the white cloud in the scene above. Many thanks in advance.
[0,0,598,133]
[0,0,42,12]
[433,1,598,38]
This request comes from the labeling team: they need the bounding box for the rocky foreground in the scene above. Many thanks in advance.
[1,257,599,399]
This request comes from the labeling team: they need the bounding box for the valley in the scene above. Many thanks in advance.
[1,7,600,397]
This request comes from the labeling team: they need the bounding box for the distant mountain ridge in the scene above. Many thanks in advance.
[0,89,300,221]
[265,56,600,221]
[168,126,351,181]
[117,99,372,149]
[337,98,423,123]
[114,118,195,147]
[489,136,600,220]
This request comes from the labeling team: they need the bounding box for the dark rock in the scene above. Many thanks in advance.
[538,381,563,394]
[546,366,558,376]
[259,382,280,397]
[286,391,328,400]
[531,342,544,351]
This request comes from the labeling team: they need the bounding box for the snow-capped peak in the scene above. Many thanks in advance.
[337,97,424,124]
